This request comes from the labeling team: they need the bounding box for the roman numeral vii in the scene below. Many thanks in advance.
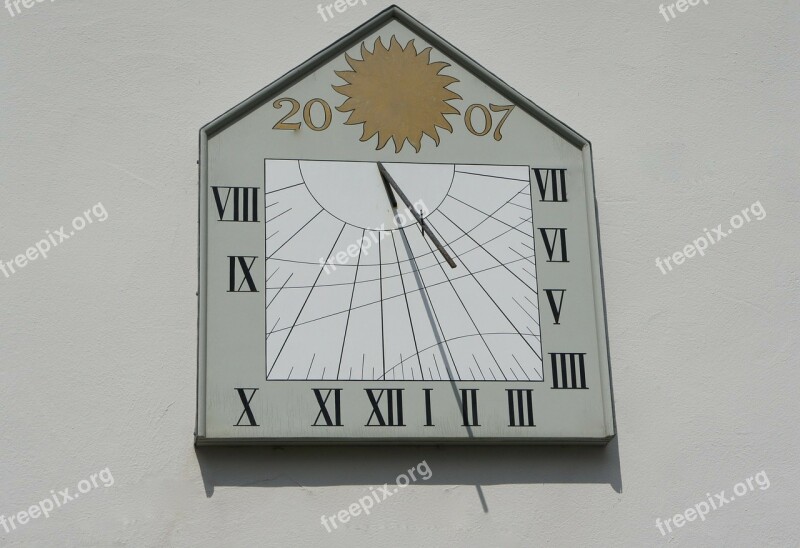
[533,168,567,202]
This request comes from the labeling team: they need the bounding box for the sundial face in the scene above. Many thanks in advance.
[197,8,615,444]
[264,160,542,383]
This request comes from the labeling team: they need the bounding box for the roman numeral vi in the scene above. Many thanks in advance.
[538,228,568,262]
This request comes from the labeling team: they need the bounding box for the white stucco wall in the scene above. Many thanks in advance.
[1,1,798,546]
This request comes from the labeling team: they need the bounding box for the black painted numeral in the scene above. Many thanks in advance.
[312,388,342,426]
[460,389,480,426]
[228,256,258,292]
[212,186,259,222]
[234,388,259,426]
[424,388,434,426]
[533,168,567,202]
[538,228,568,262]
[507,389,535,427]
[365,389,405,426]
[544,289,566,324]
[550,353,588,389]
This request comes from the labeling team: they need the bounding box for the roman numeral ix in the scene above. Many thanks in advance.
[228,256,258,292]
[212,186,259,222]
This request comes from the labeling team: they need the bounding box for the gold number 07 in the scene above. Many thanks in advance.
[464,103,515,141]
[272,98,332,131]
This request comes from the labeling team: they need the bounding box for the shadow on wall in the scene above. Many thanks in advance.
[194,436,622,503]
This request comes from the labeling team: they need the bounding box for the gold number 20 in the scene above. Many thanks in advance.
[273,98,332,131]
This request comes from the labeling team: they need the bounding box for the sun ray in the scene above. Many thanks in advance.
[333,35,462,153]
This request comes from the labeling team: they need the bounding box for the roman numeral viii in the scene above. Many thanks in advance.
[212,186,259,222]
[533,168,567,202]
[550,353,588,389]
[507,389,535,427]
[538,228,568,262]
[365,389,405,426]
[228,256,258,292]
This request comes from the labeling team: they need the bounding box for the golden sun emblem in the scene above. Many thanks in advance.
[333,36,462,153]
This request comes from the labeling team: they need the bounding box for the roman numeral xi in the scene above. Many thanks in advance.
[313,389,342,426]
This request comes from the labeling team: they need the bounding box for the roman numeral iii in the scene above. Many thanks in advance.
[211,186,259,222]
[507,389,535,427]
[533,168,567,202]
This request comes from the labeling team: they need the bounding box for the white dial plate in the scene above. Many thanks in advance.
[265,160,543,382]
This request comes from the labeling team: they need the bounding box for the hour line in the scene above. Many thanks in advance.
[336,228,366,380]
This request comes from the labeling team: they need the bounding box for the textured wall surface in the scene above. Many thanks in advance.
[1,1,798,546]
